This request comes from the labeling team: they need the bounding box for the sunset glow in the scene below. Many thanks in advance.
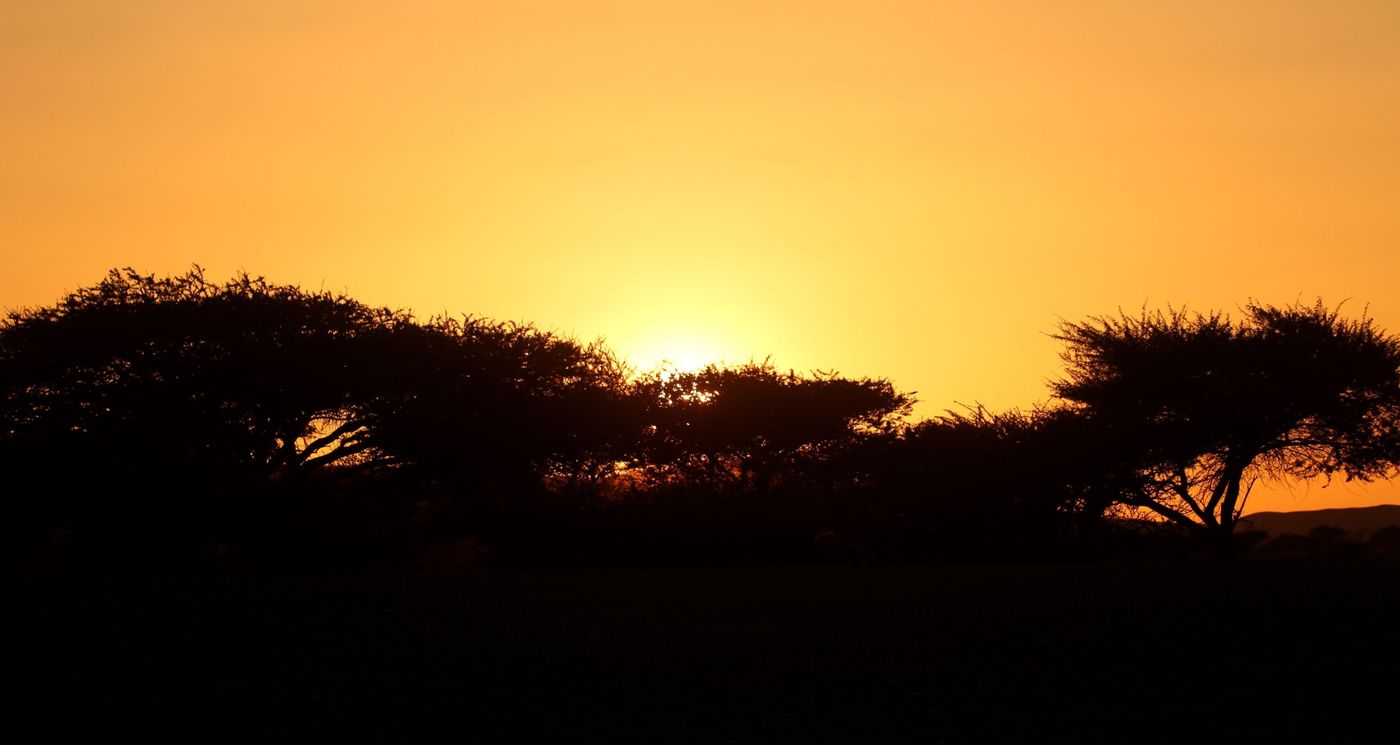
[5,1,1400,511]
[625,321,740,375]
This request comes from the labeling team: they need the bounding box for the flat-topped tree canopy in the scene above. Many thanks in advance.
[633,362,912,489]
[0,267,415,479]
[0,268,636,566]
[1052,301,1400,540]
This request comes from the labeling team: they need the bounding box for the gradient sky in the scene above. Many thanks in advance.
[5,1,1400,512]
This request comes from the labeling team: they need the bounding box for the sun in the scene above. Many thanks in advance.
[627,328,729,377]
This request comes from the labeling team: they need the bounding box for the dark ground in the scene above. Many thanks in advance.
[6,557,1399,743]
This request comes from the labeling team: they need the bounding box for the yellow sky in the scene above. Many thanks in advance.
[4,1,1400,512]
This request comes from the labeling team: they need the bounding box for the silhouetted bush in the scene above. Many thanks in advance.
[1260,533,1317,555]
[836,407,1102,563]
[1232,529,1272,553]
[1257,526,1366,557]
[1368,524,1400,550]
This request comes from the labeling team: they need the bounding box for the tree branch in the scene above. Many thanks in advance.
[296,419,365,464]
[303,440,377,469]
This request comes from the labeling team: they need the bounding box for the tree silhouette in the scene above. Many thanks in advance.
[849,405,1142,561]
[557,362,913,567]
[355,315,639,547]
[1052,302,1400,549]
[0,269,652,569]
[12,268,1400,571]
[0,268,422,567]
[1,268,415,471]
[632,362,911,491]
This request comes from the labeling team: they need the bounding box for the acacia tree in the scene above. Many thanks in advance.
[632,362,912,491]
[0,268,411,482]
[358,316,639,504]
[1052,302,1400,546]
[0,268,431,566]
[0,269,638,567]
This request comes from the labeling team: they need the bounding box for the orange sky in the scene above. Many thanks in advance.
[4,1,1400,512]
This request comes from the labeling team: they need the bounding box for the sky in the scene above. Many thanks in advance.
[4,1,1400,512]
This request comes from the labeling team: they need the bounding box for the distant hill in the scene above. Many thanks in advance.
[1240,505,1400,538]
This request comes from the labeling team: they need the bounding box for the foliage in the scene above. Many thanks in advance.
[0,268,425,568]
[1368,525,1400,549]
[1052,302,1400,543]
[0,268,410,477]
[631,362,912,491]
[844,405,1129,561]
[8,269,1400,571]
[354,315,641,550]
[0,269,633,569]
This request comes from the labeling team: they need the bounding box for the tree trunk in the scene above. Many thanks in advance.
[1209,461,1247,558]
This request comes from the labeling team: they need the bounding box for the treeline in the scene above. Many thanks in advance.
[4,269,1400,572]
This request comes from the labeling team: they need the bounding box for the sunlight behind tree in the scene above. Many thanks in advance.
[627,326,736,376]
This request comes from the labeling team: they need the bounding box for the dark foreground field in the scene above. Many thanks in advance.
[7,558,1399,744]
